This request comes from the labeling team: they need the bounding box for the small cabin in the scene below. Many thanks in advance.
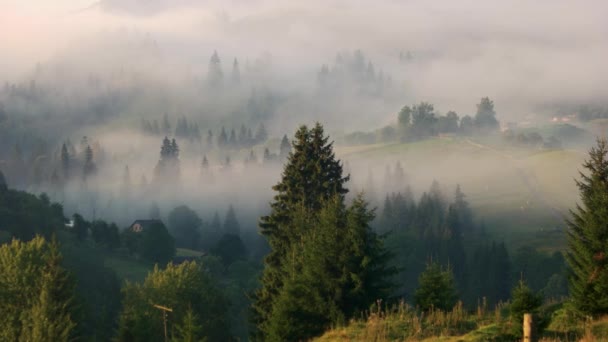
[129,219,163,233]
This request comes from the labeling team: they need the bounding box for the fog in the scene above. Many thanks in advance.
[0,0,602,237]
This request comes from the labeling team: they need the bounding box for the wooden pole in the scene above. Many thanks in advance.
[152,304,173,342]
[523,313,534,342]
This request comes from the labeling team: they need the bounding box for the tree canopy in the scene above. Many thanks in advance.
[566,138,608,316]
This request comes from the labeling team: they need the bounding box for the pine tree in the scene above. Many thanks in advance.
[253,123,395,340]
[208,51,223,87]
[210,211,222,235]
[229,128,237,147]
[162,113,171,136]
[239,124,248,147]
[0,169,7,191]
[218,127,228,148]
[154,137,180,182]
[414,262,457,311]
[121,165,131,198]
[206,130,213,147]
[474,97,499,132]
[509,280,543,337]
[255,123,268,143]
[231,58,241,85]
[223,205,240,236]
[83,145,96,180]
[279,134,290,160]
[201,155,209,173]
[61,143,70,180]
[566,138,608,316]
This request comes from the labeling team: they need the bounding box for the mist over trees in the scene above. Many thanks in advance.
[2,1,608,340]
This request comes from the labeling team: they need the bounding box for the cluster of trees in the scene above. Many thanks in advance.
[141,114,201,142]
[378,180,567,308]
[141,113,273,151]
[0,174,65,240]
[153,137,180,182]
[118,261,232,341]
[317,50,393,96]
[502,129,563,149]
[576,104,608,122]
[215,123,269,150]
[5,124,608,341]
[167,204,248,266]
[0,235,232,342]
[397,97,499,141]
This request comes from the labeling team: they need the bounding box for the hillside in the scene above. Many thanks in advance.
[337,137,585,251]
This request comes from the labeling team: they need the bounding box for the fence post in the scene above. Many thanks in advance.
[523,313,534,342]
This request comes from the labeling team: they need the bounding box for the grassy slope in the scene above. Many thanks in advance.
[103,248,203,283]
[336,137,585,252]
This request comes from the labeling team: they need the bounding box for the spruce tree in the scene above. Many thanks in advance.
[252,123,396,340]
[218,127,228,148]
[83,145,96,180]
[61,143,70,180]
[231,58,241,85]
[223,205,240,236]
[414,262,457,311]
[0,169,7,191]
[208,51,223,87]
[279,134,290,160]
[566,138,608,316]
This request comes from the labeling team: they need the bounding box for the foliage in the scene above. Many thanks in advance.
[211,233,247,266]
[254,124,394,340]
[0,236,76,341]
[223,205,241,236]
[0,186,65,240]
[118,261,232,342]
[566,138,608,316]
[474,97,499,132]
[168,205,202,250]
[415,262,457,312]
[140,221,176,264]
[509,280,543,337]
[253,123,350,338]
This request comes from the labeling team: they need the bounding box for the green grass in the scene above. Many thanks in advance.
[176,248,205,257]
[337,137,586,252]
[103,253,153,283]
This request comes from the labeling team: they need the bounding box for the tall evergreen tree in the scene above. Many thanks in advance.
[0,169,7,192]
[279,134,291,160]
[231,58,241,85]
[255,123,268,143]
[229,128,237,147]
[474,97,499,132]
[253,123,394,340]
[208,51,223,87]
[83,145,96,180]
[206,129,213,147]
[218,127,228,148]
[61,143,70,180]
[154,137,180,182]
[223,205,241,236]
[566,138,608,316]
[162,113,171,136]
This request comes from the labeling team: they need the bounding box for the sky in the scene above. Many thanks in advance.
[1,0,608,115]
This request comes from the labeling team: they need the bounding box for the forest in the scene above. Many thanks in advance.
[2,1,608,341]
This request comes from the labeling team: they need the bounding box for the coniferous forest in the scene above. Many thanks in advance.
[2,1,608,341]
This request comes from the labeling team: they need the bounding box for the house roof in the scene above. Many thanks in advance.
[129,219,163,232]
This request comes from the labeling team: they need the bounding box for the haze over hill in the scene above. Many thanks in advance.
[2,1,608,341]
